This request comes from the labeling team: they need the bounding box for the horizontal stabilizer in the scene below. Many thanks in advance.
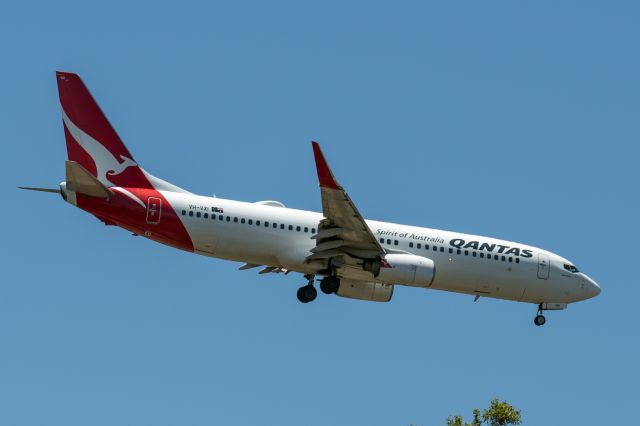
[66,160,114,198]
[18,187,60,194]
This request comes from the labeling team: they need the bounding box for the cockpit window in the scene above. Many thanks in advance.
[564,264,579,273]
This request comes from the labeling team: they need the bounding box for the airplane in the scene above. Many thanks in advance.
[20,71,601,326]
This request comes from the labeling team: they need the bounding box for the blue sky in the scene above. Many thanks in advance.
[1,1,638,425]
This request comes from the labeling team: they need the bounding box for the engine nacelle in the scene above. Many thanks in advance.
[336,279,393,302]
[377,254,435,287]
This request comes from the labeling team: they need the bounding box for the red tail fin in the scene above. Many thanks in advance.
[56,71,151,189]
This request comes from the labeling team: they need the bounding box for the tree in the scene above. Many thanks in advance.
[446,399,521,426]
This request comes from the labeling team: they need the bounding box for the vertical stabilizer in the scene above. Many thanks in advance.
[56,71,151,190]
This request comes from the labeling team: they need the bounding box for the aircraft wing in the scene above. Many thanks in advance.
[308,142,384,265]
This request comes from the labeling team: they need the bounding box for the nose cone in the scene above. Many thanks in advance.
[583,274,601,299]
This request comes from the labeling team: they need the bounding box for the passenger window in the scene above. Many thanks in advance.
[440,247,444,252]
[234,217,238,223]
[394,240,399,246]
[196,212,201,218]
[289,225,293,231]
[387,239,391,245]
[487,254,491,259]
[380,238,384,244]
[409,242,414,248]
[189,211,193,217]
[204,213,208,219]
[181,210,186,215]
[311,228,316,234]
[219,215,223,220]
[480,252,484,258]
[425,244,430,250]
[248,219,253,225]
[472,252,477,257]
[501,256,506,261]
[280,224,285,230]
[265,221,269,227]
[296,226,301,232]
[304,227,309,233]
[508,257,513,262]
[457,249,461,255]
[417,243,422,249]
[226,216,230,222]
[516,258,520,263]
[433,246,437,251]
[464,250,468,256]
[241,218,246,224]
[449,248,453,254]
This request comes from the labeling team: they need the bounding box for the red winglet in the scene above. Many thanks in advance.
[311,141,341,190]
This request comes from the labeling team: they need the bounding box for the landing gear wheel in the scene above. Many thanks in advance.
[534,315,546,326]
[297,284,317,303]
[320,276,340,294]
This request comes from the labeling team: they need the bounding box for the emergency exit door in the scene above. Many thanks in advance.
[537,253,550,280]
[146,197,162,225]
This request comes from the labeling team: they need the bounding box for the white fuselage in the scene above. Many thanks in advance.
[163,191,600,305]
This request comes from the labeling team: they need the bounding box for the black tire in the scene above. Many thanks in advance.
[305,285,317,302]
[297,285,317,303]
[320,276,340,294]
[534,315,546,326]
[297,286,309,303]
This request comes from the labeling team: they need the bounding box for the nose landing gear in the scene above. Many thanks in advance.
[534,313,546,326]
[534,304,546,326]
[533,302,567,326]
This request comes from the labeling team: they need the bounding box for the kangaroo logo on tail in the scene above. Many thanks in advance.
[62,109,138,187]
[107,155,137,178]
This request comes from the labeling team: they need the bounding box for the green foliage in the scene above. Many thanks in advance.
[446,398,521,426]
[445,415,463,426]
[482,398,521,426]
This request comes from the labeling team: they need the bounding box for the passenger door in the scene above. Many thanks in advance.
[537,253,550,280]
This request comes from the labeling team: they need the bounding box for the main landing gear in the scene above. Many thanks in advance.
[319,275,340,295]
[297,275,317,303]
[296,274,340,303]
[534,303,546,326]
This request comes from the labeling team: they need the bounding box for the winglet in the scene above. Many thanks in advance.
[311,141,341,190]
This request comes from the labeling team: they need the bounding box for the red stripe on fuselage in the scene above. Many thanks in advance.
[76,188,194,252]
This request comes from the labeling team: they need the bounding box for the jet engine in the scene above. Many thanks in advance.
[336,279,393,302]
[376,254,435,287]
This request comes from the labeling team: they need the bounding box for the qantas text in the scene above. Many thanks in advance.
[449,238,533,258]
